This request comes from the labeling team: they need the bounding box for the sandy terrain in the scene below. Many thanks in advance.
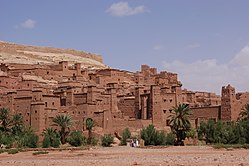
[0,146,248,166]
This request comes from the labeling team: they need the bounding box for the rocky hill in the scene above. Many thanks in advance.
[0,41,108,69]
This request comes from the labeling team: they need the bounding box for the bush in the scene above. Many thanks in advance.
[87,137,98,146]
[140,124,158,146]
[197,119,249,144]
[186,128,196,139]
[165,132,176,145]
[101,134,114,147]
[140,125,175,146]
[120,128,131,145]
[42,128,60,148]
[67,130,85,147]
[33,151,49,155]
[7,149,19,154]
[0,133,14,148]
[155,131,167,145]
[22,133,39,148]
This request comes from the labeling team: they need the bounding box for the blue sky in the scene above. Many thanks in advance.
[1,0,249,94]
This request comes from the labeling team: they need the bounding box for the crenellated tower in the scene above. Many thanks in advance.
[221,84,235,121]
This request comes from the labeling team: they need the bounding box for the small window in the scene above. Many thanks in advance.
[35,110,37,113]
[169,99,173,103]
[27,113,30,116]
[45,102,47,107]
[163,110,167,113]
[47,71,49,74]
[166,120,170,126]
[52,102,54,106]
[164,99,167,102]
[169,109,172,113]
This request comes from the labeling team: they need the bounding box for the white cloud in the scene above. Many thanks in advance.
[21,19,36,29]
[106,2,147,17]
[185,43,200,49]
[163,45,249,94]
[230,45,249,66]
[153,45,164,51]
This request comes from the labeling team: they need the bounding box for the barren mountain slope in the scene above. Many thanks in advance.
[0,41,108,69]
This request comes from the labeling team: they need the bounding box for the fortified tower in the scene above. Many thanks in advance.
[151,85,163,128]
[221,84,235,121]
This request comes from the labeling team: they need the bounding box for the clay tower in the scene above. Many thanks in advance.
[221,84,235,121]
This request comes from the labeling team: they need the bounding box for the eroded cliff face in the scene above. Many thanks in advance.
[0,41,108,69]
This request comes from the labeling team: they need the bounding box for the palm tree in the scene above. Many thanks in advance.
[239,104,249,121]
[86,118,95,144]
[0,108,11,132]
[53,115,72,144]
[169,103,191,146]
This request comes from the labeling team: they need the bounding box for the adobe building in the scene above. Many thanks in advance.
[0,60,248,137]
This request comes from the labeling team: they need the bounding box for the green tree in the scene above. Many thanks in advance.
[11,114,24,135]
[86,118,95,144]
[140,124,158,146]
[53,115,72,144]
[120,128,131,145]
[169,103,191,146]
[239,104,249,121]
[0,108,11,132]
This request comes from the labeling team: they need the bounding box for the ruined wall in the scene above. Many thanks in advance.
[118,97,135,118]
[190,106,221,127]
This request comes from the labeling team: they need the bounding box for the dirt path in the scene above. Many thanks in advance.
[0,146,248,166]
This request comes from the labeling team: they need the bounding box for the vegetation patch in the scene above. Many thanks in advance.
[140,124,175,146]
[212,144,249,149]
[101,134,114,147]
[7,149,19,154]
[32,151,49,155]
[67,130,85,147]
[120,128,131,146]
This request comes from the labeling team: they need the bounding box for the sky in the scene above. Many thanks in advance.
[1,0,249,94]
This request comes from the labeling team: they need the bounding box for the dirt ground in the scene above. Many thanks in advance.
[0,146,249,166]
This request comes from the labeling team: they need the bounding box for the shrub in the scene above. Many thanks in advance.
[42,128,60,148]
[0,133,14,148]
[33,151,49,155]
[140,124,158,146]
[101,134,114,147]
[120,128,131,145]
[186,128,196,139]
[140,125,175,146]
[155,131,167,145]
[67,130,85,147]
[87,137,98,146]
[7,149,19,154]
[197,119,249,145]
[22,133,39,148]
[165,132,176,145]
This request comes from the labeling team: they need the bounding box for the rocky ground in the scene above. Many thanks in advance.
[0,146,249,166]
